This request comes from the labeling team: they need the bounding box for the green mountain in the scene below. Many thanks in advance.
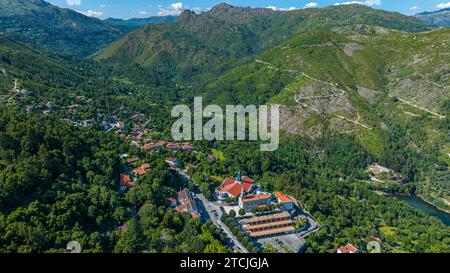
[0,0,124,56]
[95,3,432,84]
[96,3,449,211]
[416,8,450,27]
[104,16,177,31]
[205,26,450,210]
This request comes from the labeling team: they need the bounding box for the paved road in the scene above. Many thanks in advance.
[196,194,249,253]
[298,211,319,238]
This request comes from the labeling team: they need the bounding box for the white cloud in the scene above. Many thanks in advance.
[437,2,450,9]
[304,2,319,8]
[158,2,185,16]
[66,0,81,6]
[79,10,103,18]
[266,6,299,11]
[410,6,420,11]
[171,2,184,11]
[100,4,107,9]
[138,11,151,15]
[334,0,381,6]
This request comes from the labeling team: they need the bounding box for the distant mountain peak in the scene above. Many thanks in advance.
[416,7,450,15]
[176,9,197,24]
[415,7,450,27]
[210,3,235,12]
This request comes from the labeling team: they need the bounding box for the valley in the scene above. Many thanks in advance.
[0,1,448,254]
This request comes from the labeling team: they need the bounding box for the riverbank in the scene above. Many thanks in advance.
[391,194,450,226]
[417,194,450,214]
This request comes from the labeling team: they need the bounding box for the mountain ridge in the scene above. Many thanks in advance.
[0,0,125,56]
[415,7,450,27]
[96,3,432,84]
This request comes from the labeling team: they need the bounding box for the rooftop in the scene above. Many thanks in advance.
[242,194,271,203]
[275,192,295,203]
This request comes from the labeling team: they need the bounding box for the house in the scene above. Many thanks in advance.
[166,142,181,151]
[45,101,54,109]
[166,198,177,208]
[133,163,151,177]
[120,174,135,188]
[117,224,128,233]
[165,158,179,169]
[176,188,200,220]
[181,142,194,151]
[337,244,360,254]
[127,156,139,164]
[217,172,257,200]
[142,141,165,151]
[239,193,271,212]
[114,121,125,129]
[275,192,296,211]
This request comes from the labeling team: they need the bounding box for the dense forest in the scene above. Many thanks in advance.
[0,106,228,253]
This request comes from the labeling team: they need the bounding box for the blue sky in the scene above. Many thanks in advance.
[47,0,450,19]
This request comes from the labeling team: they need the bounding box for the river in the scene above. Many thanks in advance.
[393,194,450,226]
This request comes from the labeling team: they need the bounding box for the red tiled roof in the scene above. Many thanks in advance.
[166,198,177,203]
[127,157,139,163]
[219,183,243,198]
[120,174,135,187]
[191,212,201,220]
[338,244,359,253]
[177,188,197,214]
[275,192,294,203]
[218,177,255,198]
[242,176,254,183]
[242,194,271,203]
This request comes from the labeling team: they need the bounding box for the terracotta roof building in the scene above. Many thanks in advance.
[133,163,151,178]
[239,193,271,212]
[243,211,295,238]
[275,192,296,211]
[165,158,179,169]
[217,172,257,199]
[176,188,200,220]
[337,244,360,254]
[120,174,135,188]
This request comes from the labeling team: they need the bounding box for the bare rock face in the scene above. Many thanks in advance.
[343,43,364,56]
[357,86,382,105]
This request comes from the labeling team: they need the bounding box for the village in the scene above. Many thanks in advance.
[1,79,360,254]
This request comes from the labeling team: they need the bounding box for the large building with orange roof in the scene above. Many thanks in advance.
[216,172,257,200]
[243,211,295,238]
[239,193,271,212]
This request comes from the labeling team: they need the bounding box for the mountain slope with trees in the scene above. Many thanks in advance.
[95,3,432,84]
[0,0,124,56]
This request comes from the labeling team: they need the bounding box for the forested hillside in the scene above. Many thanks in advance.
[0,0,124,56]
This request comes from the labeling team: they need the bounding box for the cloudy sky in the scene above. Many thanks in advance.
[47,0,450,19]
